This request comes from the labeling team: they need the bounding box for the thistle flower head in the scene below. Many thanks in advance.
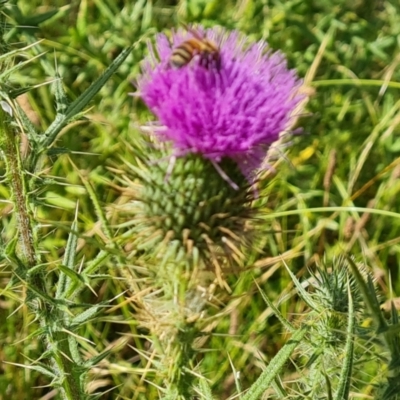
[137,25,304,182]
[126,26,305,276]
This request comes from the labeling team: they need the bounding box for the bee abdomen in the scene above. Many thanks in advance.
[170,46,195,68]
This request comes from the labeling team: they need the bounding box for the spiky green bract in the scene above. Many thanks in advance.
[286,256,368,398]
[121,149,255,278]
[307,256,364,345]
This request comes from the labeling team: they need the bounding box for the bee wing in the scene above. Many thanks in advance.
[179,22,205,40]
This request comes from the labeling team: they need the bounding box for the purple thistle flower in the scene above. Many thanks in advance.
[136,26,304,183]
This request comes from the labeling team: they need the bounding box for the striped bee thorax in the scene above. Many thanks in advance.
[169,35,221,70]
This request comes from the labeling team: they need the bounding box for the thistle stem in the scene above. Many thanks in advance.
[0,109,84,400]
[1,115,37,269]
[163,321,198,399]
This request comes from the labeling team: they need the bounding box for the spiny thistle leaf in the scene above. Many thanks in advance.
[57,264,85,285]
[70,305,102,327]
[334,282,355,400]
[282,259,318,310]
[56,218,78,299]
[0,51,45,82]
[256,279,295,332]
[40,44,133,147]
[17,326,46,342]
[4,361,57,379]
[67,333,83,365]
[346,255,386,330]
[196,378,215,400]
[52,73,69,115]
[0,41,41,65]
[83,348,114,368]
[15,8,60,27]
[8,1,63,28]
[241,326,308,400]
[15,273,58,306]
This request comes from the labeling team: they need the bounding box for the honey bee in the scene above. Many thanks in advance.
[169,28,220,70]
